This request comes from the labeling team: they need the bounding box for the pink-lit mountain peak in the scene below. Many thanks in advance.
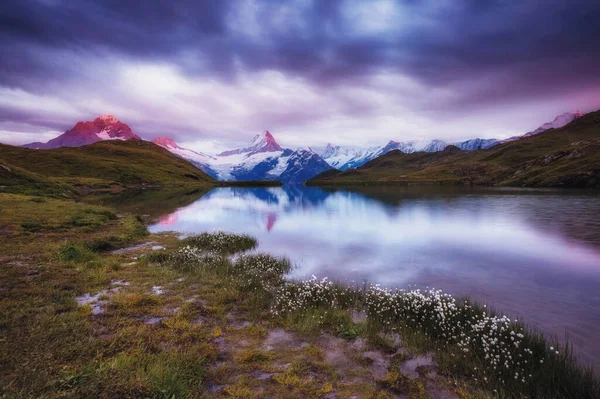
[152,136,181,149]
[525,111,586,137]
[218,130,284,157]
[248,130,283,152]
[96,114,119,124]
[151,136,213,161]
[22,114,140,149]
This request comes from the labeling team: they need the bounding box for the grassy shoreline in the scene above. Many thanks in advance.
[1,193,598,398]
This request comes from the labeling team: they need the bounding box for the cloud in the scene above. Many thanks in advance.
[0,0,599,151]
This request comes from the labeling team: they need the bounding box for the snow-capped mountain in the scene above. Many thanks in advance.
[22,114,141,149]
[319,110,584,171]
[501,111,585,143]
[218,131,283,156]
[279,148,332,183]
[455,138,499,151]
[154,131,331,183]
[321,139,458,170]
[320,144,382,170]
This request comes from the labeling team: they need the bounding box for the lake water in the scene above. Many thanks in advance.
[109,185,600,368]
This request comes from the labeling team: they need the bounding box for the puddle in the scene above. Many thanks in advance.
[151,245,164,251]
[91,304,104,315]
[151,286,165,295]
[263,329,296,350]
[76,290,109,315]
[361,351,389,379]
[251,371,273,380]
[111,280,130,286]
[316,334,347,366]
[143,317,164,325]
[399,354,437,379]
[166,306,181,314]
[120,262,137,267]
[111,242,156,255]
[76,291,106,306]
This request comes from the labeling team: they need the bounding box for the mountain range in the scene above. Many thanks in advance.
[309,110,600,188]
[319,111,584,170]
[18,111,586,183]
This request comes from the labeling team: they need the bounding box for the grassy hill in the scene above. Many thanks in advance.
[0,140,216,197]
[309,110,600,188]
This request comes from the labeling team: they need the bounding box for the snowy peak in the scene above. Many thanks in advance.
[97,114,118,124]
[218,130,283,157]
[525,111,585,137]
[152,136,181,150]
[246,130,283,154]
[92,114,139,141]
[152,136,213,161]
[456,138,499,151]
[501,110,587,143]
[322,143,338,158]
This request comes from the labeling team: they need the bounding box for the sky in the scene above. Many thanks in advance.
[1,0,600,154]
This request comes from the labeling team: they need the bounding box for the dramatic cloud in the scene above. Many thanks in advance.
[1,0,599,151]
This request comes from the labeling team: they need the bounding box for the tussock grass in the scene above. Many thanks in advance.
[182,231,257,255]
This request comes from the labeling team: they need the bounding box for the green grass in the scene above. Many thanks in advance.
[0,139,216,197]
[309,110,600,188]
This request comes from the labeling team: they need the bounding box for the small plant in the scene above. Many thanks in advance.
[57,242,96,263]
[337,324,358,340]
[183,231,257,255]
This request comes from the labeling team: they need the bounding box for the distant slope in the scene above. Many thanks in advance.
[0,140,216,197]
[308,110,600,188]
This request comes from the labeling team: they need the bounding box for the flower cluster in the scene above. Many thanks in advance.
[166,245,225,272]
[183,231,257,255]
[363,285,550,385]
[234,253,291,290]
[271,280,563,390]
[271,276,360,316]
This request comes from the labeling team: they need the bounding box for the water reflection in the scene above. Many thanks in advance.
[144,185,600,368]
